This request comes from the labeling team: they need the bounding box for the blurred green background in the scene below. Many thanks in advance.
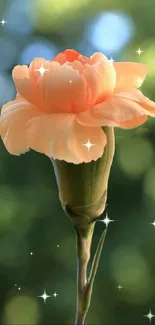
[0,0,155,324]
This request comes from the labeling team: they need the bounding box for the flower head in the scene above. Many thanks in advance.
[0,49,155,164]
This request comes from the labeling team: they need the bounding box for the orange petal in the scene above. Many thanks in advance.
[25,114,107,164]
[82,53,116,105]
[53,49,81,64]
[115,89,155,117]
[0,96,44,155]
[77,95,148,129]
[41,61,87,113]
[114,62,148,91]
[12,61,48,112]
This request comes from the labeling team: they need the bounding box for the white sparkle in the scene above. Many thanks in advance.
[137,78,143,86]
[144,310,155,323]
[136,48,143,55]
[18,287,21,291]
[30,252,33,255]
[150,221,155,227]
[99,212,115,227]
[53,292,58,297]
[35,64,49,76]
[38,290,51,303]
[83,139,95,151]
[109,57,115,63]
[117,285,123,290]
[57,245,59,248]
[0,19,6,26]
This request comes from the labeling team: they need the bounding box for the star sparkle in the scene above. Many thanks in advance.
[144,310,155,323]
[99,212,115,227]
[137,78,143,87]
[30,252,33,255]
[136,48,143,55]
[38,290,51,303]
[0,19,6,26]
[117,285,123,290]
[83,139,95,151]
[53,292,58,297]
[151,221,155,227]
[35,64,49,76]
[109,57,115,63]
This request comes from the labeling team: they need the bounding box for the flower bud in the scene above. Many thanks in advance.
[51,127,115,230]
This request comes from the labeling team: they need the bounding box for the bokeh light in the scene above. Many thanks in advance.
[0,73,15,107]
[85,11,134,55]
[3,295,40,325]
[143,167,155,202]
[117,137,154,177]
[4,0,34,36]
[110,246,153,304]
[29,0,91,32]
[0,37,18,72]
[19,40,57,64]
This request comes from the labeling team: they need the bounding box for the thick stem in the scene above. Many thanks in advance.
[74,224,108,325]
[74,224,95,325]
[75,313,86,325]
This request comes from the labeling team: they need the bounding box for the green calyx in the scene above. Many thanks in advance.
[51,127,115,230]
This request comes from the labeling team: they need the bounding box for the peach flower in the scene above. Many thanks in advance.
[0,49,155,164]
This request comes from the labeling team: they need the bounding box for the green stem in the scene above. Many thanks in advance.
[74,224,95,325]
[75,313,86,325]
[74,224,108,325]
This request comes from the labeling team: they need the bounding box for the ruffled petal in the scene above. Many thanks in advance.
[25,114,107,164]
[0,96,44,155]
[82,53,116,105]
[53,49,81,64]
[77,95,148,129]
[114,62,148,91]
[42,61,87,113]
[115,89,155,117]
[12,60,50,112]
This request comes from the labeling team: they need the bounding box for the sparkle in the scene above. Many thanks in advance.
[30,252,33,255]
[109,57,115,63]
[99,212,115,227]
[150,221,155,227]
[144,310,155,323]
[18,287,21,291]
[0,19,6,26]
[53,292,58,297]
[117,285,123,290]
[69,80,72,84]
[57,245,60,248]
[83,139,95,151]
[136,48,143,55]
[137,78,143,86]
[35,64,49,76]
[38,290,51,303]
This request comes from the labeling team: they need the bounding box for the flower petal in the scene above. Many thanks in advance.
[12,60,49,112]
[115,89,155,117]
[82,53,116,105]
[114,62,148,91]
[53,49,81,64]
[42,62,87,113]
[25,114,107,164]
[77,95,148,129]
[0,96,44,155]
